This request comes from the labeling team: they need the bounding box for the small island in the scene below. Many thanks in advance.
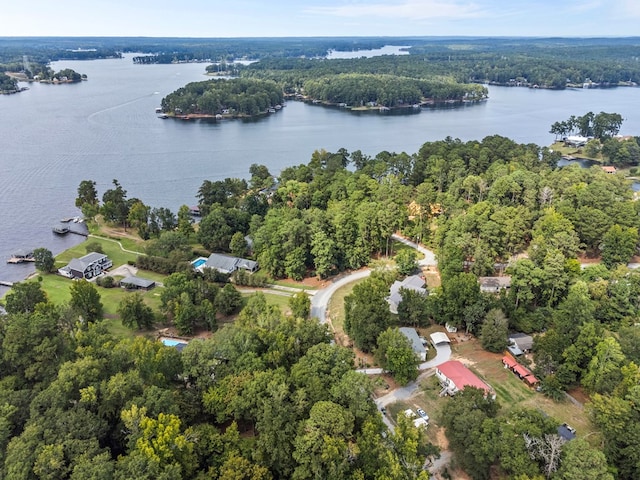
[2,67,86,94]
[160,78,284,119]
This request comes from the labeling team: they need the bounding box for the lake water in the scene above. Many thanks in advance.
[1,52,640,294]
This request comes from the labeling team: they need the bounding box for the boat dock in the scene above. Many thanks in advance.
[52,218,88,237]
[7,256,35,264]
[6,249,35,264]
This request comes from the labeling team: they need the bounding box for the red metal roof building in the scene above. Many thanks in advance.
[502,356,518,369]
[436,360,493,397]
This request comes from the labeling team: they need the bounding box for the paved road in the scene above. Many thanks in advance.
[310,269,372,323]
[311,235,437,323]
[357,343,451,375]
[391,234,437,267]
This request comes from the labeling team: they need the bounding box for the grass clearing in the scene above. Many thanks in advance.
[54,237,138,269]
[326,278,362,337]
[241,290,292,314]
[449,336,595,436]
[392,240,425,261]
[271,279,318,290]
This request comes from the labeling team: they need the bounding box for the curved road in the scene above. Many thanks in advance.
[310,269,372,324]
[311,234,436,324]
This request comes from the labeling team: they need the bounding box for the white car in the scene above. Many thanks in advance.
[416,408,429,422]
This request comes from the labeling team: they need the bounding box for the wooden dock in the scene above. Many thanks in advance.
[7,257,35,264]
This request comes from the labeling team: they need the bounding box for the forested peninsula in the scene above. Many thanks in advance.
[3,130,640,478]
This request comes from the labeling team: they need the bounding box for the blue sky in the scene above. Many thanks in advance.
[4,0,640,37]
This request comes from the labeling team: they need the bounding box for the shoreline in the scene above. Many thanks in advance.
[0,222,88,300]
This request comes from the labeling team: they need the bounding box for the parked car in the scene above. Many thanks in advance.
[416,408,429,422]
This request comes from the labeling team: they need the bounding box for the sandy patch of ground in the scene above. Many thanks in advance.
[109,264,139,277]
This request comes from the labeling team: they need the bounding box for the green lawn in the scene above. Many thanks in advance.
[270,279,318,290]
[241,290,293,314]
[391,240,425,261]
[327,278,363,335]
[39,273,164,317]
[54,237,138,269]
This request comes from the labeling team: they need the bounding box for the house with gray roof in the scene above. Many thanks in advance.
[58,252,113,279]
[507,333,534,356]
[120,276,156,290]
[399,327,427,361]
[478,276,512,293]
[387,275,427,314]
[202,253,259,275]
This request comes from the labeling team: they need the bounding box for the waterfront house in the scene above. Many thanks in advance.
[58,252,113,279]
[601,165,617,174]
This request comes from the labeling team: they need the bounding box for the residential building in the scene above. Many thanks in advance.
[436,360,493,397]
[58,252,112,279]
[198,253,259,274]
[387,275,427,314]
[478,276,512,294]
[508,333,534,356]
[399,327,427,361]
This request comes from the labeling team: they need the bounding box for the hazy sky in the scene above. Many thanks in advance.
[4,0,640,37]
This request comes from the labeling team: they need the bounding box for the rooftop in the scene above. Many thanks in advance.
[437,360,491,393]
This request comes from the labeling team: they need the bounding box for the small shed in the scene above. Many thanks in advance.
[512,363,530,378]
[557,424,576,441]
[120,276,156,290]
[430,332,451,346]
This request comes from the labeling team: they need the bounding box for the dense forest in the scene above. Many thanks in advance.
[0,73,18,93]
[160,78,284,117]
[39,132,640,478]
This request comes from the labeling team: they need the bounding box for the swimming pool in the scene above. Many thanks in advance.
[192,257,207,269]
[161,338,184,347]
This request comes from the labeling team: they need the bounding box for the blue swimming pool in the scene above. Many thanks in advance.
[192,257,207,268]
[161,338,188,352]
